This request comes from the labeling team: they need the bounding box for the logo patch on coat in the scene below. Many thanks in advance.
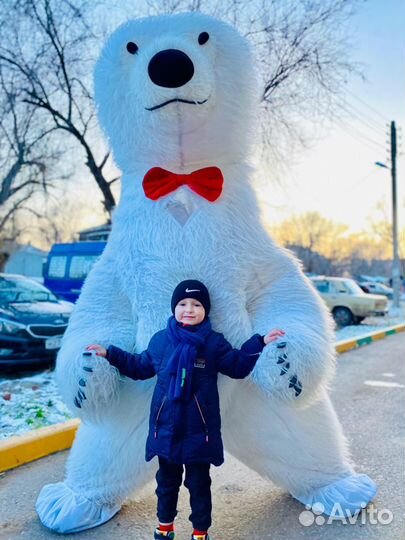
[194,358,206,369]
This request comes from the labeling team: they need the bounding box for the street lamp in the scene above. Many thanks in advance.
[375,152,401,310]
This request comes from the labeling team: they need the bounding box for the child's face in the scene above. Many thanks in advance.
[174,298,205,325]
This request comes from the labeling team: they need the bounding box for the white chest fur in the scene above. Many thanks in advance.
[163,186,202,225]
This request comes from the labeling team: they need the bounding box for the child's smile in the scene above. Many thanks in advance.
[175,298,206,325]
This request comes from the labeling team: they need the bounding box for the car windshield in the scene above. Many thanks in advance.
[0,276,58,304]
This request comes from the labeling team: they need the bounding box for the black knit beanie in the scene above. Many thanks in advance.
[171,280,211,317]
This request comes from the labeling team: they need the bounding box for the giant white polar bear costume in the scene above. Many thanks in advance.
[36,12,376,533]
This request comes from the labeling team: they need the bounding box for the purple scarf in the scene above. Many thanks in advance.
[166,316,212,401]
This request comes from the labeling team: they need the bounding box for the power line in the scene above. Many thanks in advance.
[341,101,386,137]
[346,89,389,124]
[348,169,381,195]
[336,93,389,153]
[338,120,387,154]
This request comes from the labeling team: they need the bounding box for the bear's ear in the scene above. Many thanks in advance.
[198,32,209,45]
[126,41,138,55]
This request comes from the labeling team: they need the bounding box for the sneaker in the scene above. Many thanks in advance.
[191,535,210,540]
[154,529,175,539]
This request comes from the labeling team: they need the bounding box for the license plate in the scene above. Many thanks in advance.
[45,336,62,350]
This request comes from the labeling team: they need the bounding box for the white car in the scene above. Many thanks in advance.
[310,276,388,327]
[360,281,394,300]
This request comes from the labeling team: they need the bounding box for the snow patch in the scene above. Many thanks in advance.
[0,370,72,440]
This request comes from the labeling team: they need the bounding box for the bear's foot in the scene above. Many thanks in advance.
[294,473,377,516]
[36,481,121,533]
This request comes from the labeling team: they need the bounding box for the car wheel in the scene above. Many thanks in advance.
[333,307,354,327]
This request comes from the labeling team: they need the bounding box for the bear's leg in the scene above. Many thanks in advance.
[36,418,154,533]
[222,383,376,515]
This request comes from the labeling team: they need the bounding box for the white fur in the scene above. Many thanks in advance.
[36,13,373,532]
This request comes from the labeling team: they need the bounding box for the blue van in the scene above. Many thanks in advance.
[43,242,106,302]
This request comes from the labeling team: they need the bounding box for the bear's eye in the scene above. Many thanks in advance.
[126,42,138,55]
[198,32,209,45]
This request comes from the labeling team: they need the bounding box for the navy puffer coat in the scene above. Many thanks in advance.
[107,323,264,466]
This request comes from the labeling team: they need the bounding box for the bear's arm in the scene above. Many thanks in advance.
[246,260,336,407]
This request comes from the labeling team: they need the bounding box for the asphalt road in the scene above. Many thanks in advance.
[1,333,404,540]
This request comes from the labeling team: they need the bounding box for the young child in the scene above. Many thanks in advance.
[86,280,284,540]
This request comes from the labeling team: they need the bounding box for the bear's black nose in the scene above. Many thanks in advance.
[148,49,194,88]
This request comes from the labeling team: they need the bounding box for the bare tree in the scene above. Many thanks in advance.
[5,187,107,251]
[0,68,62,234]
[0,0,119,216]
[1,0,361,226]
[369,201,405,260]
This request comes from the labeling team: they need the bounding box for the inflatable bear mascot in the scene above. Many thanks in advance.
[36,12,376,533]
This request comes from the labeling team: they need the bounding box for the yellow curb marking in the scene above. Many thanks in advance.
[335,323,405,354]
[0,419,80,473]
[335,340,357,353]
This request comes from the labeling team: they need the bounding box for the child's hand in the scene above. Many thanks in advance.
[263,329,285,345]
[86,344,108,358]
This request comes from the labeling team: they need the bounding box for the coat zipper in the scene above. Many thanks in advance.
[194,394,209,443]
[154,396,167,439]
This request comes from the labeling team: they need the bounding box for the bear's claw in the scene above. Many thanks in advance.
[288,375,303,397]
[280,362,290,375]
[73,396,82,408]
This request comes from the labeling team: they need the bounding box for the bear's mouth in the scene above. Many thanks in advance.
[145,97,209,111]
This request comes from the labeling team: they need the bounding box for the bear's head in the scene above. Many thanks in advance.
[94,12,259,174]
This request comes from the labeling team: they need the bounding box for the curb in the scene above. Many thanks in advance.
[0,419,80,473]
[1,323,404,473]
[335,323,405,353]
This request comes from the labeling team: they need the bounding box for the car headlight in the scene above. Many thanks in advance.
[0,317,27,335]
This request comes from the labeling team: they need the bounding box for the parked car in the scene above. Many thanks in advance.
[43,241,106,302]
[0,273,74,369]
[359,281,394,300]
[358,282,371,294]
[310,276,388,327]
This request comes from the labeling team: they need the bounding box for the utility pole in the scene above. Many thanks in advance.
[390,121,401,309]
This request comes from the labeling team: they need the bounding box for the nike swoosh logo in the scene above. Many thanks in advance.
[185,288,200,293]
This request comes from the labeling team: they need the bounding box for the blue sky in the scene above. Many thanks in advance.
[352,0,404,117]
[261,0,405,232]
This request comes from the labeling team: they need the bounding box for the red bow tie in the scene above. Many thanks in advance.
[142,166,223,202]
